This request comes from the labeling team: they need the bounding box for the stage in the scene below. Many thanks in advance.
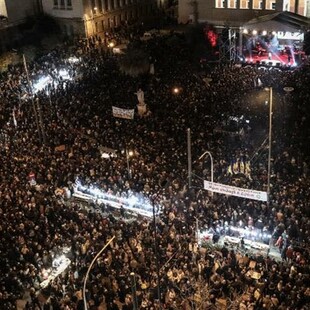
[243,52,302,68]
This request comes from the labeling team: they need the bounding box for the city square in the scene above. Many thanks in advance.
[0,1,310,309]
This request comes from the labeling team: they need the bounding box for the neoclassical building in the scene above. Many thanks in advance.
[178,0,310,27]
[0,0,42,52]
[42,0,160,37]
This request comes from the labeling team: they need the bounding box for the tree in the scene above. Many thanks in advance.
[304,30,310,56]
[118,49,150,77]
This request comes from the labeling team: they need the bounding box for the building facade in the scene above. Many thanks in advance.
[0,0,41,25]
[178,0,309,27]
[42,0,159,37]
[0,0,42,52]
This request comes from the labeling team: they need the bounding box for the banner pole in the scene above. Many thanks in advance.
[187,128,192,188]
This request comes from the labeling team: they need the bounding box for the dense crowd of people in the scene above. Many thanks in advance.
[0,28,310,310]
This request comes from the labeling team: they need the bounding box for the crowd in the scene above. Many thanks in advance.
[0,29,310,310]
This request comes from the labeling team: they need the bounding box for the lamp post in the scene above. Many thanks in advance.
[130,272,138,310]
[152,197,162,310]
[266,87,273,205]
[283,86,294,119]
[198,151,214,184]
[83,236,115,310]
[198,150,214,198]
[187,128,192,188]
[239,27,242,59]
[126,149,133,178]
[23,54,45,145]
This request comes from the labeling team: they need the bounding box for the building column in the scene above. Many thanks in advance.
[236,0,240,9]
[295,0,299,13]
[107,0,112,10]
[114,0,118,9]
[262,0,267,9]
[101,0,105,11]
[248,0,253,9]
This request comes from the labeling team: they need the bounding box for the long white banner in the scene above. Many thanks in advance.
[204,181,267,202]
[112,106,134,119]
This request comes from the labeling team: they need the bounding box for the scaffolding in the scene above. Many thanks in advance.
[219,28,238,63]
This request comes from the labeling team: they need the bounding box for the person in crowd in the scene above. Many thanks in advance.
[0,29,309,310]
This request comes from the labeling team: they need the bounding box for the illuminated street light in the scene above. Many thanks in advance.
[243,29,248,34]
[108,42,115,48]
[173,87,180,94]
[262,30,267,36]
[252,30,258,35]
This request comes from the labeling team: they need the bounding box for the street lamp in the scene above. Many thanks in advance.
[83,236,115,310]
[130,272,138,310]
[152,196,162,310]
[265,87,273,205]
[126,149,134,178]
[198,151,214,185]
[283,86,294,117]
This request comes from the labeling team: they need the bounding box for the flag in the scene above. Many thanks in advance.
[227,157,251,178]
[112,106,134,120]
[233,159,239,174]
[240,159,245,174]
[12,108,17,127]
[245,161,251,179]
[227,163,232,175]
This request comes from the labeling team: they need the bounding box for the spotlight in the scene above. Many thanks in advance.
[252,30,257,35]
[262,30,267,36]
[243,29,248,34]
[272,31,276,36]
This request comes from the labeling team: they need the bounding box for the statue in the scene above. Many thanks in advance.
[135,89,145,105]
[135,89,149,117]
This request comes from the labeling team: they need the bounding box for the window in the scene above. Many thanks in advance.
[215,0,224,8]
[60,0,65,9]
[228,0,237,8]
[240,0,249,9]
[271,1,276,10]
[54,0,58,7]
[67,0,72,7]
[253,0,262,9]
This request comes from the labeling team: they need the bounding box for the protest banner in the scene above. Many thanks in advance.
[112,106,134,119]
[204,181,267,202]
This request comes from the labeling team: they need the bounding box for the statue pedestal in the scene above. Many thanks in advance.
[137,103,147,116]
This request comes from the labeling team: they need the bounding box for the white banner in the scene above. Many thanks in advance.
[203,181,267,202]
[112,106,134,120]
